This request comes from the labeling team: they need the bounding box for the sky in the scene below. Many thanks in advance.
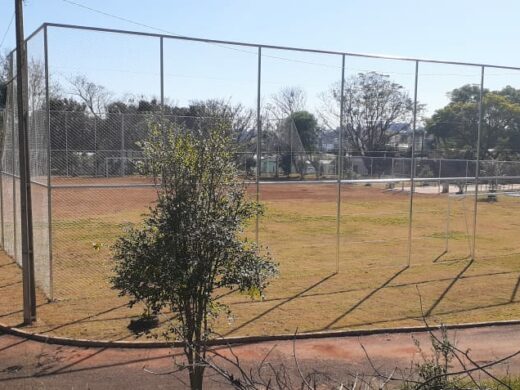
[2,0,520,120]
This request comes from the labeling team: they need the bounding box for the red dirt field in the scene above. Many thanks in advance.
[1,324,520,389]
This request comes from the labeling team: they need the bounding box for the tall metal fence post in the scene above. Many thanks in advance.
[44,25,53,301]
[120,113,125,176]
[438,159,442,193]
[160,37,164,107]
[465,159,469,192]
[336,54,346,274]
[407,60,419,267]
[255,46,262,245]
[445,191,451,254]
[93,115,97,176]
[64,111,69,176]
[11,53,18,268]
[472,66,485,260]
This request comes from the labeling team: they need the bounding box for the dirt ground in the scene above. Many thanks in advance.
[1,179,520,341]
[1,324,520,389]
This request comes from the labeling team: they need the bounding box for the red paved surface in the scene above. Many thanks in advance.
[1,324,520,389]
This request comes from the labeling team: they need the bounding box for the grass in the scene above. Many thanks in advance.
[0,182,520,341]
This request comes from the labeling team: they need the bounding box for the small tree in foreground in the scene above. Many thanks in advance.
[111,118,278,390]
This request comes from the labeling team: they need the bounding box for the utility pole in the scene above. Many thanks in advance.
[15,0,36,324]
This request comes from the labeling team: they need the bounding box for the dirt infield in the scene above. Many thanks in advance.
[1,180,520,341]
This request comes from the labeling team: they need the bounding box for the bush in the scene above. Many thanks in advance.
[111,117,278,390]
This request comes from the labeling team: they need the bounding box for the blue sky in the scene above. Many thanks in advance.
[2,0,520,119]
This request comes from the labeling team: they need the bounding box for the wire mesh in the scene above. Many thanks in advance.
[1,24,520,338]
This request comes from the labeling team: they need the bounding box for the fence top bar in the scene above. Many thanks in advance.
[40,22,520,71]
[50,175,520,189]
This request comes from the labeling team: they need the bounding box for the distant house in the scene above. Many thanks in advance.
[318,130,339,153]
[387,123,433,155]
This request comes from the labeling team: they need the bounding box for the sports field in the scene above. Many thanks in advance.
[1,180,520,341]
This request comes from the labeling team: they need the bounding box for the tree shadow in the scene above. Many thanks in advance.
[223,272,336,336]
[321,265,409,330]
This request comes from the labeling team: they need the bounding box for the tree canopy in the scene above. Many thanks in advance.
[320,72,415,156]
[287,110,319,152]
[425,84,520,160]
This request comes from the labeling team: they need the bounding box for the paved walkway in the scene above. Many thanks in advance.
[1,324,520,389]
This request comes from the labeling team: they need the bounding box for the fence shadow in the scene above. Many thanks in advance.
[425,259,473,316]
[223,272,336,336]
[321,265,409,330]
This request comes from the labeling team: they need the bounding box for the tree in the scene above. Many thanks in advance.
[267,86,306,120]
[283,111,320,178]
[288,111,319,152]
[68,75,112,118]
[425,84,520,160]
[320,72,415,156]
[111,118,278,390]
[0,51,10,109]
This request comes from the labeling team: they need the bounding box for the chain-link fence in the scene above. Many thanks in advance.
[1,24,520,336]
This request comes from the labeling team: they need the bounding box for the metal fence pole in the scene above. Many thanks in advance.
[255,46,262,245]
[445,191,451,254]
[465,159,469,192]
[438,159,442,193]
[65,111,69,176]
[93,116,97,176]
[407,60,419,267]
[120,113,125,176]
[160,37,164,107]
[44,25,53,301]
[336,54,346,274]
[11,53,18,266]
[472,66,485,260]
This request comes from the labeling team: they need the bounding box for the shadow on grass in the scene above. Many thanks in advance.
[36,303,130,335]
[511,275,520,302]
[321,265,409,330]
[0,281,21,289]
[229,267,516,306]
[425,259,473,316]
[223,272,337,336]
[317,263,520,332]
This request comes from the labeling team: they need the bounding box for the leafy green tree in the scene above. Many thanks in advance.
[288,111,319,152]
[111,118,278,390]
[426,85,520,160]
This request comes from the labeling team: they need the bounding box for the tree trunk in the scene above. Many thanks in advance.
[189,366,205,390]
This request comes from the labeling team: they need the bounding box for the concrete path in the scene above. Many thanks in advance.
[1,324,520,389]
